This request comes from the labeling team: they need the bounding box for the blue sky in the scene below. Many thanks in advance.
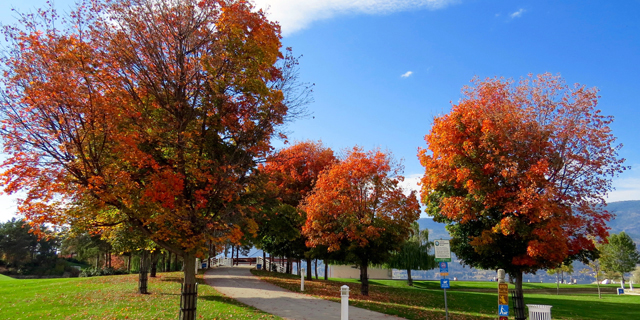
[1,0,639,221]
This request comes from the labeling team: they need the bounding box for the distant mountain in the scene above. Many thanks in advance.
[418,200,640,243]
[606,200,640,243]
[413,200,640,283]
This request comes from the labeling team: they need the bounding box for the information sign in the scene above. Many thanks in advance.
[434,240,451,262]
[498,305,509,316]
[498,283,508,294]
[439,261,449,276]
[440,279,450,289]
[498,294,508,305]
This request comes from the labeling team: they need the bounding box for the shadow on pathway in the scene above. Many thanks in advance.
[204,266,404,320]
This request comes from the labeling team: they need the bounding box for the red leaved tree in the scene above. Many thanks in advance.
[0,0,306,318]
[258,140,336,279]
[419,73,627,301]
[302,147,420,295]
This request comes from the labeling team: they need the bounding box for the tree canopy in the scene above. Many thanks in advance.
[599,232,640,283]
[302,147,420,295]
[0,0,304,318]
[419,73,627,297]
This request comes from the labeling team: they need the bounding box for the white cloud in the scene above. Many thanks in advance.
[606,171,640,203]
[510,8,525,19]
[252,0,459,36]
[401,71,414,78]
[0,193,20,223]
[399,173,422,196]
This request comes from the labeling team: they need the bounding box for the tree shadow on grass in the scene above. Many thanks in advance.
[198,294,254,308]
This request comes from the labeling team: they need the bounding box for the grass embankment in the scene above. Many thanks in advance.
[0,271,280,320]
[251,269,640,320]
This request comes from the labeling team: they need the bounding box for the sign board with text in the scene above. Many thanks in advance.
[440,279,450,289]
[434,240,451,262]
[498,283,508,294]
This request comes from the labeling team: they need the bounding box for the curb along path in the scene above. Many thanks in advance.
[204,266,404,320]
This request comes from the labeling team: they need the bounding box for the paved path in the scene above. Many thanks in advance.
[204,266,404,320]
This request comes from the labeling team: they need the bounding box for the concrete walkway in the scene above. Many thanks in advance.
[204,266,404,320]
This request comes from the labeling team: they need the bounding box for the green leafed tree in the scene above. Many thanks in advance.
[599,232,640,286]
[385,222,436,286]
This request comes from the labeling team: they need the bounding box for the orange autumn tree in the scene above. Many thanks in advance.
[0,0,304,318]
[419,73,627,301]
[302,147,420,295]
[258,140,336,279]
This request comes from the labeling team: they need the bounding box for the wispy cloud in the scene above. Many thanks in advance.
[252,0,459,36]
[607,169,640,203]
[401,71,414,78]
[510,8,525,19]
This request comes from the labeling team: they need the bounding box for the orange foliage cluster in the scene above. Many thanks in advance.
[420,74,627,271]
[260,140,337,207]
[0,0,288,259]
[302,147,420,253]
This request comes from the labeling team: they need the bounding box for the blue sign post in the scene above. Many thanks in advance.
[439,262,449,274]
[440,278,450,289]
[499,305,509,317]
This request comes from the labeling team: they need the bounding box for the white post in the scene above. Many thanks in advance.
[301,268,305,291]
[341,285,349,320]
[630,280,634,291]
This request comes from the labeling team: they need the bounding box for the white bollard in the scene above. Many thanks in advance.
[341,285,349,320]
[301,268,305,291]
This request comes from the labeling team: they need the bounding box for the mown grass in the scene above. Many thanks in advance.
[251,269,640,320]
[0,271,280,320]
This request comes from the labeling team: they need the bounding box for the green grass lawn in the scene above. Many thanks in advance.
[0,272,280,320]
[251,269,640,320]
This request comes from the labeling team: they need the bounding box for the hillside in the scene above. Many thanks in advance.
[606,200,640,242]
[412,200,640,283]
[418,200,640,243]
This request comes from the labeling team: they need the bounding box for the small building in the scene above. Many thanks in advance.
[327,265,392,279]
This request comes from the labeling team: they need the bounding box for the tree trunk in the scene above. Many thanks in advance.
[407,268,413,286]
[166,251,172,272]
[179,254,198,320]
[285,256,290,274]
[150,250,159,278]
[262,250,266,270]
[231,246,235,265]
[173,252,179,271]
[139,251,149,294]
[127,253,132,273]
[161,251,166,272]
[324,262,328,280]
[306,258,312,280]
[96,253,100,269]
[314,259,318,280]
[596,270,601,299]
[513,271,525,320]
[556,273,559,295]
[360,262,369,296]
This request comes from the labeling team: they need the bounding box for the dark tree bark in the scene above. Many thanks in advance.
[161,251,166,272]
[314,259,318,280]
[139,251,149,294]
[150,250,159,277]
[306,258,312,280]
[285,256,290,274]
[407,269,413,286]
[360,262,369,296]
[324,262,328,280]
[262,250,266,270]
